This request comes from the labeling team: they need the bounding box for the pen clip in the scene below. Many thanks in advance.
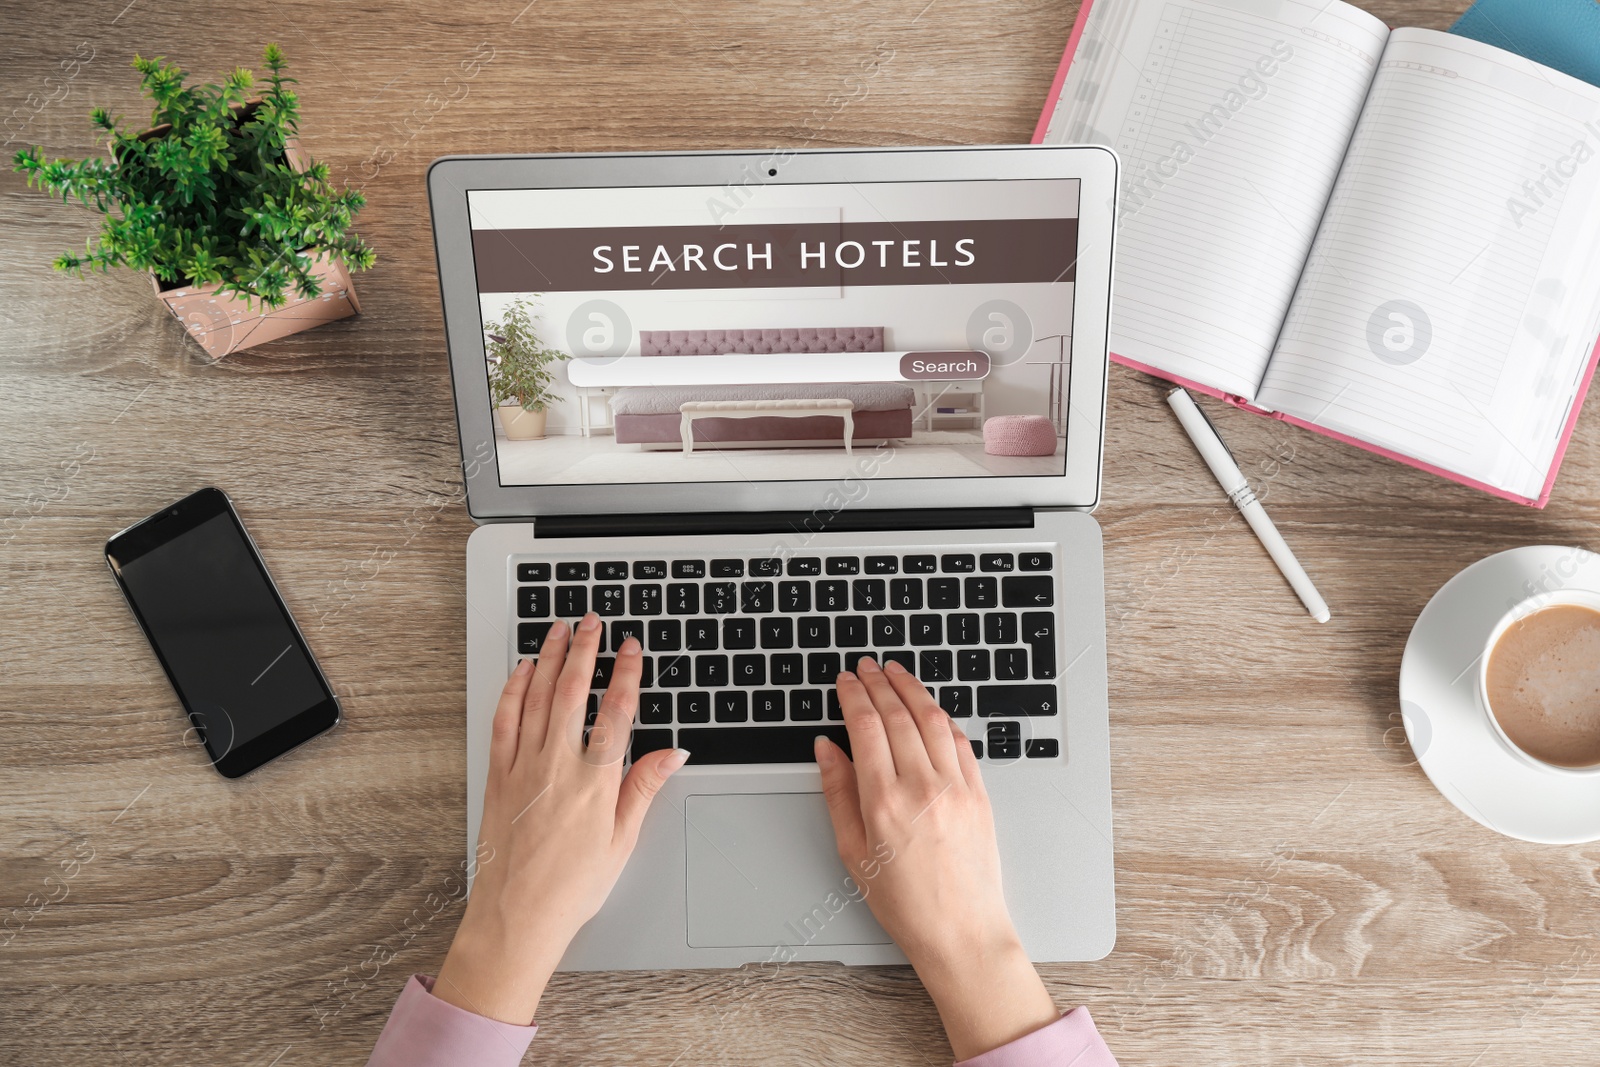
[1191,398,1237,467]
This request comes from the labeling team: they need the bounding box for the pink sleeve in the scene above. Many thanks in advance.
[954,1007,1119,1067]
[366,974,537,1067]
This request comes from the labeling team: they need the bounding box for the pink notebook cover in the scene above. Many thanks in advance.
[1031,0,1600,508]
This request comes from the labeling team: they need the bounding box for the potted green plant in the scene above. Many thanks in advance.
[13,45,374,359]
[485,298,564,441]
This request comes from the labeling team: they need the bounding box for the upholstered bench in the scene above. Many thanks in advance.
[609,326,906,450]
[680,399,855,454]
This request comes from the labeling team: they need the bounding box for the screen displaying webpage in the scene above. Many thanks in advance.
[466,178,1079,486]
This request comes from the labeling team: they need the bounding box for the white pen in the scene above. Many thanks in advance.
[1165,388,1330,623]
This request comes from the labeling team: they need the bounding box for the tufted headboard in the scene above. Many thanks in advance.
[639,327,884,356]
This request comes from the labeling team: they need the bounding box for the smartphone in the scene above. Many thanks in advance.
[105,487,339,778]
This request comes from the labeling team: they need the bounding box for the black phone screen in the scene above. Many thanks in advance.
[106,488,338,777]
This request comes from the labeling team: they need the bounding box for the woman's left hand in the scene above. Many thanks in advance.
[434,613,688,1024]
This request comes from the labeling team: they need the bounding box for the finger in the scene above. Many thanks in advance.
[490,658,535,778]
[549,612,604,755]
[517,620,569,762]
[853,657,931,779]
[614,746,690,850]
[814,735,868,864]
[947,714,986,796]
[834,667,894,795]
[587,636,642,768]
[882,658,960,778]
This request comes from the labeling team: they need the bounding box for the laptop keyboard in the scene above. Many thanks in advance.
[512,549,1063,766]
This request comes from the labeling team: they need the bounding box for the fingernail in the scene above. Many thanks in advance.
[837,670,855,683]
[885,659,907,674]
[549,619,570,639]
[619,636,641,656]
[513,658,533,675]
[814,736,835,766]
[857,656,880,673]
[661,748,690,773]
[578,612,601,632]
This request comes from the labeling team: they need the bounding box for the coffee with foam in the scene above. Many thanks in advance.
[1485,604,1600,770]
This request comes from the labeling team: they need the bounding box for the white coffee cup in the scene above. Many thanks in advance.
[1478,587,1600,777]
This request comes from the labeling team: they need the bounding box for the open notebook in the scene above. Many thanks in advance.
[1036,0,1600,505]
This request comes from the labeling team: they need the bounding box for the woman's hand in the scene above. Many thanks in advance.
[815,656,1059,1061]
[434,613,688,1024]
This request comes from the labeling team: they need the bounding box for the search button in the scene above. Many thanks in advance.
[899,351,990,380]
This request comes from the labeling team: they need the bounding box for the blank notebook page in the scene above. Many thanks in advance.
[1259,29,1600,498]
[1044,0,1388,399]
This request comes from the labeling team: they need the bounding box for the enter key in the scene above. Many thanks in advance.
[1021,611,1057,680]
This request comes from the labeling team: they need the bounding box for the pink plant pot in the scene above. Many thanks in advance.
[983,415,1056,456]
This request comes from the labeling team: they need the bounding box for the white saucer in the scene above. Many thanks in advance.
[1399,545,1600,844]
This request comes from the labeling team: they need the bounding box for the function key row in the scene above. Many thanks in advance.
[517,552,1051,584]
[518,576,1054,619]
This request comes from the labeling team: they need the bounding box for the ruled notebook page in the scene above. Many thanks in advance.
[1043,0,1388,398]
[1257,29,1600,500]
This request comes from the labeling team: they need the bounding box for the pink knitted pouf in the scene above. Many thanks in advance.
[983,415,1056,456]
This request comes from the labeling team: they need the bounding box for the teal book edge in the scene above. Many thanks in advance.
[1451,0,1600,89]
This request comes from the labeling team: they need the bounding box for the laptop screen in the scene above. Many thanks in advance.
[465,178,1079,488]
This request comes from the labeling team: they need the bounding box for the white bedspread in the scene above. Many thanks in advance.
[610,382,914,415]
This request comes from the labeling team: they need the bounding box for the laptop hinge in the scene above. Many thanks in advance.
[534,507,1035,540]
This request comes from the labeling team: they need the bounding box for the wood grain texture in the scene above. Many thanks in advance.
[5,0,1600,1063]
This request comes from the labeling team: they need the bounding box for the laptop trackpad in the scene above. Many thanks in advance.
[684,792,892,949]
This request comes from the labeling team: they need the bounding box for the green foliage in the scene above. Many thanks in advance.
[485,299,564,412]
[12,44,374,308]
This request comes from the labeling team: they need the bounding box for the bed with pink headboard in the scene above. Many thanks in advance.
[608,327,916,449]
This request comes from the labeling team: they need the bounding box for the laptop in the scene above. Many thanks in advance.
[427,145,1118,968]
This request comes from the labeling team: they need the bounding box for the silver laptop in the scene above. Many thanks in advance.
[427,145,1118,968]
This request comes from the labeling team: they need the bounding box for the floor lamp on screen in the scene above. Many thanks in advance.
[1032,333,1071,437]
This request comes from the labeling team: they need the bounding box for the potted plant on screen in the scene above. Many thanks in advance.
[486,298,564,441]
[12,45,375,359]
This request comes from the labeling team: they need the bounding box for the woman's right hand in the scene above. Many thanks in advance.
[814,656,1061,1062]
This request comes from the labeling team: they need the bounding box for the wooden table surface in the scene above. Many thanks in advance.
[5,1,1598,1063]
